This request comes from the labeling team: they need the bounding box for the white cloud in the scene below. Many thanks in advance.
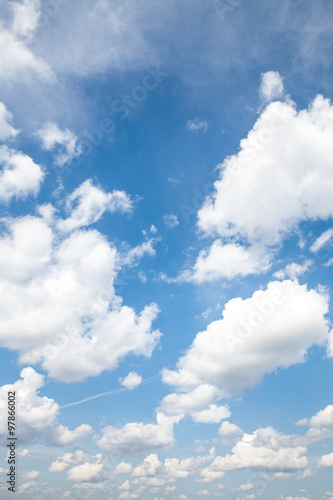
[180,241,271,283]
[232,483,254,492]
[0,367,59,439]
[162,280,331,393]
[49,451,107,483]
[159,384,230,423]
[273,260,313,280]
[97,413,182,456]
[297,405,333,444]
[23,470,41,481]
[186,118,208,133]
[259,71,285,102]
[201,427,308,476]
[0,0,54,82]
[36,122,82,166]
[0,146,44,202]
[112,462,133,475]
[57,179,133,232]
[191,404,230,424]
[163,214,179,228]
[0,103,19,140]
[120,239,157,267]
[46,423,93,446]
[318,453,333,468]
[310,228,333,252]
[0,183,161,382]
[198,95,333,248]
[119,372,143,390]
[218,421,243,437]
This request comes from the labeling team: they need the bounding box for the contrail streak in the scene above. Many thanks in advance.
[60,375,159,408]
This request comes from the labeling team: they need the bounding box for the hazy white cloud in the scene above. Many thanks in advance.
[162,280,331,393]
[310,228,333,252]
[186,118,208,133]
[119,372,143,390]
[0,103,19,140]
[36,122,82,166]
[58,179,133,232]
[164,214,179,228]
[97,413,182,456]
[112,462,133,475]
[0,0,54,82]
[259,71,285,102]
[0,146,44,202]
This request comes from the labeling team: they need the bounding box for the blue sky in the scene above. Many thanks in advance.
[0,1,333,499]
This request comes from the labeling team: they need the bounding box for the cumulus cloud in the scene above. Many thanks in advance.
[218,421,243,437]
[162,280,331,393]
[180,241,271,283]
[36,122,82,166]
[0,103,19,140]
[119,372,143,390]
[296,405,333,444]
[49,451,107,483]
[46,423,93,446]
[318,453,333,469]
[0,181,161,382]
[259,71,285,102]
[198,94,333,247]
[0,367,59,440]
[57,179,133,232]
[201,427,308,477]
[97,413,182,456]
[159,384,230,423]
[273,260,313,280]
[0,146,44,202]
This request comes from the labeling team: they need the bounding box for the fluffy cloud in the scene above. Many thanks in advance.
[273,260,313,280]
[0,0,54,82]
[36,122,82,166]
[0,181,161,382]
[318,453,333,469]
[46,423,93,446]
[198,94,333,247]
[0,367,59,439]
[57,179,133,232]
[201,427,308,476]
[180,241,271,283]
[112,462,133,475]
[0,102,19,140]
[97,413,182,456]
[259,71,285,102]
[119,372,143,390]
[218,421,243,437]
[159,384,230,423]
[162,280,331,393]
[49,451,107,483]
[296,405,333,444]
[0,146,44,202]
